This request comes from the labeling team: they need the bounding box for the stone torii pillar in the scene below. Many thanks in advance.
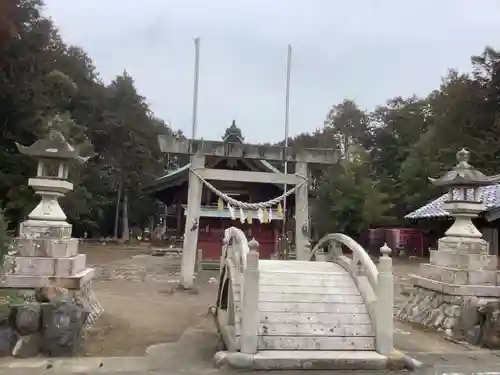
[295,161,309,260]
[157,135,340,288]
[180,152,205,289]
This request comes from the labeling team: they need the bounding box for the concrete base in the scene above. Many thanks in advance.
[3,267,95,290]
[214,350,389,370]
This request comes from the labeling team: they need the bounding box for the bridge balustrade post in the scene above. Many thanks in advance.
[241,239,260,354]
[375,243,394,355]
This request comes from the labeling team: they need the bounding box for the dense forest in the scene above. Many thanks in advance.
[2,1,500,240]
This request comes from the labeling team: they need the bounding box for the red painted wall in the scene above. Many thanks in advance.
[197,218,277,260]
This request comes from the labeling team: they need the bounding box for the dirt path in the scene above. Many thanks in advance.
[79,246,218,357]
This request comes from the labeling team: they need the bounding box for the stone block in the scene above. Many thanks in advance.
[55,254,86,277]
[438,236,488,254]
[4,268,95,290]
[15,238,78,257]
[13,254,86,277]
[19,220,72,240]
[430,250,498,270]
[469,270,499,285]
[419,264,498,285]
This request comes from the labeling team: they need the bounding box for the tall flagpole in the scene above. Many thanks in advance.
[282,44,292,242]
[190,37,201,149]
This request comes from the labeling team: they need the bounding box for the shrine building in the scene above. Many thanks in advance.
[145,122,298,260]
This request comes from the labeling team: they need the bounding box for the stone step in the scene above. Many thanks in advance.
[258,335,375,350]
[252,350,387,370]
[257,322,374,337]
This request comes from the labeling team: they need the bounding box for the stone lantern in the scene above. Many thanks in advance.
[430,148,500,254]
[5,129,97,295]
[398,149,500,337]
[396,149,500,339]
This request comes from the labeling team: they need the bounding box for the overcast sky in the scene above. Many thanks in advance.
[44,0,500,143]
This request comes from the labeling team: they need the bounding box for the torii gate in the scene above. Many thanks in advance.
[157,135,339,288]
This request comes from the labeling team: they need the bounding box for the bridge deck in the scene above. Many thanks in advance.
[232,260,375,351]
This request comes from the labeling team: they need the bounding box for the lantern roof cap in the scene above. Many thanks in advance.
[16,130,90,164]
[429,148,500,187]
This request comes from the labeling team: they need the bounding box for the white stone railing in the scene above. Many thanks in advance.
[221,227,260,354]
[310,233,394,355]
[222,227,249,272]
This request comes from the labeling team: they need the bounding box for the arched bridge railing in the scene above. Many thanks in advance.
[310,233,394,356]
[220,227,260,354]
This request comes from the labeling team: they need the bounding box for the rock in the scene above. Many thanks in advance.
[453,302,479,339]
[0,326,15,356]
[432,311,445,328]
[40,301,89,357]
[12,333,42,358]
[0,305,11,325]
[466,324,482,346]
[15,302,42,334]
[443,317,457,330]
[35,286,70,303]
[478,300,500,349]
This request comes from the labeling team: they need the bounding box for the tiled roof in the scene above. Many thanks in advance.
[405,184,500,219]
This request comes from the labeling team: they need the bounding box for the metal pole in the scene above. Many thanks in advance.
[190,37,201,149]
[282,44,292,241]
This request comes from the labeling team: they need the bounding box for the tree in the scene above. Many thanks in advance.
[0,1,168,238]
[324,100,370,157]
[312,151,389,238]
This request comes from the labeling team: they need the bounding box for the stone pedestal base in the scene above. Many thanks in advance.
[438,236,489,254]
[19,220,72,240]
[2,219,94,291]
[398,235,500,347]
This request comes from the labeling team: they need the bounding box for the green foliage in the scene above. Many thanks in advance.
[297,47,500,238]
[2,0,500,244]
[0,1,173,237]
